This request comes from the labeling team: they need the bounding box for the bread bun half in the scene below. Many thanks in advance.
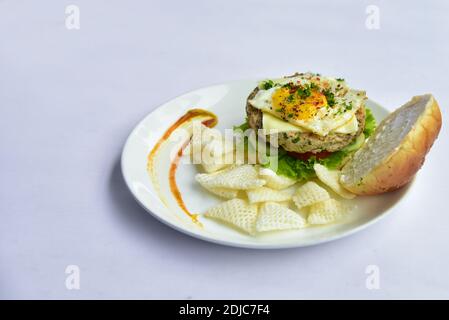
[340,94,442,195]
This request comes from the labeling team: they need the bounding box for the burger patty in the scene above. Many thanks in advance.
[246,86,366,154]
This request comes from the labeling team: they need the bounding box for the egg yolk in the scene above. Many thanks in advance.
[272,87,328,120]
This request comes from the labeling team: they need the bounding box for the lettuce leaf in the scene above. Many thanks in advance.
[233,118,250,132]
[319,150,348,169]
[264,150,348,180]
[363,108,377,137]
[264,148,317,181]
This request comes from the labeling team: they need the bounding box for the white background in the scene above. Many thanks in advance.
[1,0,448,299]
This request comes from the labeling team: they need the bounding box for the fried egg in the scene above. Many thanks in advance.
[248,73,367,136]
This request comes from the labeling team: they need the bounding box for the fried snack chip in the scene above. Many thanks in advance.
[189,124,213,163]
[256,202,306,232]
[277,200,292,208]
[201,162,230,174]
[206,187,239,199]
[200,150,233,173]
[292,181,330,209]
[205,198,258,235]
[307,199,346,225]
[189,124,235,173]
[196,165,266,190]
[259,168,297,190]
[246,186,295,204]
[313,164,356,199]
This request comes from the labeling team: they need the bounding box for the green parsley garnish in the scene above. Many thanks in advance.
[343,102,353,111]
[261,80,274,90]
[296,87,310,99]
[322,89,336,107]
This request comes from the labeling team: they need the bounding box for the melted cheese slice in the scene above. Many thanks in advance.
[262,112,306,133]
[333,115,358,134]
[262,112,358,134]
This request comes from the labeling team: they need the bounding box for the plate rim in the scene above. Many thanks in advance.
[120,80,413,249]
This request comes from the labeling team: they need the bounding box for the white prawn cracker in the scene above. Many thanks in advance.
[189,123,214,163]
[256,202,306,232]
[307,199,346,224]
[292,181,330,209]
[190,123,226,154]
[200,137,235,173]
[313,164,356,199]
[204,199,258,235]
[195,165,266,190]
[259,168,297,190]
[246,186,295,204]
[189,124,235,173]
[201,162,230,174]
[276,200,292,208]
[200,150,233,173]
[206,187,239,199]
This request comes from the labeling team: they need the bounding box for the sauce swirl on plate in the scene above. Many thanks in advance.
[147,109,217,224]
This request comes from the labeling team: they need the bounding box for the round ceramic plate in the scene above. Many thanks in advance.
[121,80,412,249]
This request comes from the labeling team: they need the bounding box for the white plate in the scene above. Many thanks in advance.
[121,80,412,249]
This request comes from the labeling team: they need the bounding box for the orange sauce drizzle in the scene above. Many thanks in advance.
[147,109,217,224]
